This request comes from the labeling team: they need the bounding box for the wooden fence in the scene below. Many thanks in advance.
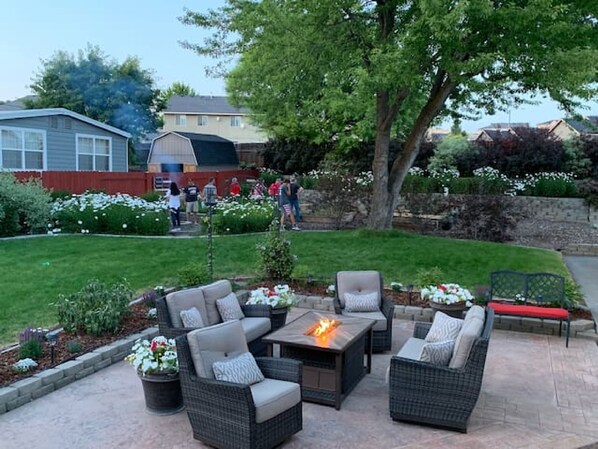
[13,169,260,196]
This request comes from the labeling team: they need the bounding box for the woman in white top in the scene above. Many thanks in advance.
[165,181,181,230]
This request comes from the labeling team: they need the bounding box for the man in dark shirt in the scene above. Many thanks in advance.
[183,179,199,224]
[289,177,303,222]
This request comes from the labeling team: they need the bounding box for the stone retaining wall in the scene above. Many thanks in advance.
[0,327,158,416]
[563,244,598,256]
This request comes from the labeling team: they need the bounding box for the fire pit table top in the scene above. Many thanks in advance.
[263,310,375,353]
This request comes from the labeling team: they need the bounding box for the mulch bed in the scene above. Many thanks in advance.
[247,281,593,321]
[0,303,154,388]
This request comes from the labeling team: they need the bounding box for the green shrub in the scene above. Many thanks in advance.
[54,279,132,336]
[140,191,163,202]
[177,262,209,288]
[564,278,583,308]
[50,189,72,201]
[66,339,83,354]
[579,179,598,207]
[19,340,43,361]
[402,175,441,194]
[257,220,296,281]
[299,175,318,190]
[0,173,53,236]
[210,198,277,234]
[529,178,577,197]
[414,267,445,288]
[260,169,281,187]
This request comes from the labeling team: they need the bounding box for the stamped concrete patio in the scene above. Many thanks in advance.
[1,308,597,449]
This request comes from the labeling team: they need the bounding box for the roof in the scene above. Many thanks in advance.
[0,108,131,138]
[483,122,529,129]
[564,116,598,134]
[0,95,37,111]
[478,129,519,142]
[165,96,249,115]
[151,131,239,166]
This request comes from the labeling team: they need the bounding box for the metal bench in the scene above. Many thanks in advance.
[486,270,571,347]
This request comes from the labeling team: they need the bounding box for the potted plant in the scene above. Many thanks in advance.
[246,284,297,330]
[420,283,474,318]
[126,336,184,415]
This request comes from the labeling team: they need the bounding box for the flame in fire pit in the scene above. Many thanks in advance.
[306,318,341,337]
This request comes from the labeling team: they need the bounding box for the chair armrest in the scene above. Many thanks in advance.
[242,304,272,318]
[413,322,432,339]
[333,296,342,314]
[255,357,302,384]
[381,296,395,320]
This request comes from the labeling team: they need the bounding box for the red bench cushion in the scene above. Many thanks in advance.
[488,302,569,319]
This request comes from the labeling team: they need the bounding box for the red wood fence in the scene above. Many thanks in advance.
[13,170,260,196]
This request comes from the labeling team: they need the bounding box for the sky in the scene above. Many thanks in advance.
[1,0,596,132]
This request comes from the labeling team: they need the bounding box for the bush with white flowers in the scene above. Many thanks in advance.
[421,283,474,306]
[12,358,38,373]
[210,197,277,234]
[50,192,169,235]
[126,336,178,376]
[247,284,298,310]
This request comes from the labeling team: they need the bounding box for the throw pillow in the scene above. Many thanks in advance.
[425,311,463,343]
[344,291,379,312]
[180,307,205,328]
[420,340,455,366]
[216,293,245,321]
[212,352,265,385]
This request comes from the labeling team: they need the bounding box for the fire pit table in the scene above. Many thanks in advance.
[263,311,375,410]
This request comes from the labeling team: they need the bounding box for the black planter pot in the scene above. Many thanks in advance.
[429,301,467,319]
[138,372,184,415]
[270,307,289,331]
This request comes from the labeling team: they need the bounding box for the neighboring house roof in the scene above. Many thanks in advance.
[150,132,239,166]
[563,116,598,134]
[483,122,529,129]
[165,95,249,115]
[477,128,519,142]
[0,95,38,111]
[0,108,131,138]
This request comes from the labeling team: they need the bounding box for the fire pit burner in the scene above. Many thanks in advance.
[305,318,342,337]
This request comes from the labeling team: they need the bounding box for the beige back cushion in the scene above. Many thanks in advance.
[201,280,233,325]
[336,271,381,309]
[449,305,485,369]
[165,288,208,328]
[187,320,249,379]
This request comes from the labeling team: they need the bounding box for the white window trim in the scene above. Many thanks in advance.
[198,115,208,126]
[0,126,47,171]
[175,114,187,126]
[230,116,242,127]
[76,133,112,171]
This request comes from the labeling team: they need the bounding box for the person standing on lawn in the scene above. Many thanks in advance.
[268,178,282,197]
[165,181,181,231]
[289,176,304,222]
[183,179,199,224]
[229,177,241,198]
[202,177,218,206]
[279,178,300,231]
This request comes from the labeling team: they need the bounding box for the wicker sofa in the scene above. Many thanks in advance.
[156,280,272,356]
[389,306,494,432]
[176,321,303,449]
[334,271,394,352]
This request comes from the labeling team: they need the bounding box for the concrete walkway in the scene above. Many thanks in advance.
[565,256,598,327]
[1,308,597,449]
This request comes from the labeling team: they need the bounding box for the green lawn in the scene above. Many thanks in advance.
[0,230,566,344]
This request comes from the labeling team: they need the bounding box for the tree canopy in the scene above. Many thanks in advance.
[159,81,197,104]
[182,0,598,228]
[25,46,163,142]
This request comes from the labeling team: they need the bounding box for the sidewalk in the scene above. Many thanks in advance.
[1,309,597,449]
[565,256,598,327]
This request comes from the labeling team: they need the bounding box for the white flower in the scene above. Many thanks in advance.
[77,220,83,225]
[247,285,297,309]
[47,231,53,236]
[12,358,38,373]
[421,283,473,305]
[122,224,127,229]
[126,336,178,376]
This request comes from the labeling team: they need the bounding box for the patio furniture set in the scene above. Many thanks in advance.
[155,270,500,448]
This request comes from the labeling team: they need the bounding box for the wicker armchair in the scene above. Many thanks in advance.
[156,281,272,356]
[176,321,303,449]
[389,308,494,432]
[334,271,394,352]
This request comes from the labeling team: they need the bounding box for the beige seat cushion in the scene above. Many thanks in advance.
[165,288,208,328]
[336,271,381,309]
[396,337,427,361]
[201,280,233,325]
[341,310,387,331]
[187,320,249,379]
[240,317,271,343]
[449,305,485,369]
[250,378,301,424]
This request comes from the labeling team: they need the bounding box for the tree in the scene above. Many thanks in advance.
[159,82,197,104]
[181,1,598,229]
[25,46,163,142]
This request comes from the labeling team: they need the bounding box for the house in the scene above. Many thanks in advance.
[0,108,130,172]
[424,128,450,142]
[473,128,520,146]
[162,96,268,144]
[545,116,598,140]
[147,131,239,173]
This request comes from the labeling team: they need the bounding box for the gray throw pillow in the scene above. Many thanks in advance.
[180,307,205,328]
[216,292,245,321]
[344,291,379,312]
[212,352,265,385]
[425,311,463,343]
[420,340,455,366]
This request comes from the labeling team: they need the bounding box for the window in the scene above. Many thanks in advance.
[77,134,111,171]
[175,114,187,126]
[0,127,45,170]
[230,116,241,127]
[198,115,208,126]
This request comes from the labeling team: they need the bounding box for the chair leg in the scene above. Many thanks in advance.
[566,317,570,348]
[558,320,562,337]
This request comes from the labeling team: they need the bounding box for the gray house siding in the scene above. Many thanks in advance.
[0,115,128,171]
